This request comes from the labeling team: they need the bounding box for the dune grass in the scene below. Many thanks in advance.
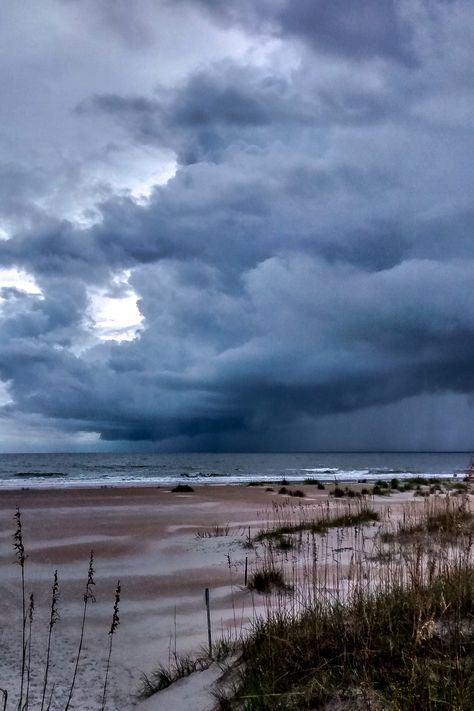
[144,490,474,710]
[255,508,379,543]
[212,494,474,710]
[195,523,232,538]
[228,560,474,710]
[247,567,290,594]
[380,496,474,544]
[138,638,237,699]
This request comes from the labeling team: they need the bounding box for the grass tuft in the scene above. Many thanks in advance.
[195,523,231,538]
[247,567,290,594]
[256,508,379,543]
[139,639,237,699]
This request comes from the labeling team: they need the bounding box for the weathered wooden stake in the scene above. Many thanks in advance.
[244,556,248,586]
[205,587,212,657]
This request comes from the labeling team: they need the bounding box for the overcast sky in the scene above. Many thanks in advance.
[1,0,474,452]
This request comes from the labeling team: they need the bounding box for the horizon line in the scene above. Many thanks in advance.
[0,450,473,456]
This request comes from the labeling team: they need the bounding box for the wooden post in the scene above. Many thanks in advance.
[244,556,248,587]
[205,587,212,657]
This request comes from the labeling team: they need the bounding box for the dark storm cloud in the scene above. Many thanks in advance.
[278,0,414,63]
[0,278,88,347]
[78,66,310,164]
[3,250,474,446]
[0,150,411,283]
[185,0,418,64]
[79,60,405,165]
[1,0,474,449]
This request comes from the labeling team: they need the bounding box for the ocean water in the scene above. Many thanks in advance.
[0,452,471,489]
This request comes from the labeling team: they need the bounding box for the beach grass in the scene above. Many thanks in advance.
[119,489,472,710]
[195,523,232,538]
[138,638,237,699]
[247,567,290,594]
[227,562,474,709]
[171,483,194,493]
[210,494,474,710]
[4,509,122,711]
[255,507,380,542]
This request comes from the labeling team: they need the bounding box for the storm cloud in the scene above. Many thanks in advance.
[188,0,418,64]
[1,0,474,451]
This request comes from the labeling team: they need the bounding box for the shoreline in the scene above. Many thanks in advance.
[0,470,463,492]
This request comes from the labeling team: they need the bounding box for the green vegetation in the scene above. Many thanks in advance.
[452,481,469,492]
[381,499,474,543]
[140,652,210,696]
[171,483,194,493]
[277,487,306,497]
[256,509,379,542]
[212,497,474,709]
[227,562,474,709]
[330,485,368,498]
[302,479,326,489]
[247,567,290,594]
[274,535,294,551]
[195,523,231,538]
[372,483,392,496]
[139,638,237,699]
[146,489,474,710]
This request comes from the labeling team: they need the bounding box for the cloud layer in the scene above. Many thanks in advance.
[1,0,474,451]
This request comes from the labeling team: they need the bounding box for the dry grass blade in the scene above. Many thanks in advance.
[101,580,121,711]
[13,508,27,711]
[64,550,96,711]
[40,570,60,711]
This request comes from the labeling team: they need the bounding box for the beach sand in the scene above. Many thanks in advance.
[0,484,330,709]
[0,483,418,710]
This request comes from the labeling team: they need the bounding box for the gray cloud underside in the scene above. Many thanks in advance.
[1,0,474,448]
[184,0,419,65]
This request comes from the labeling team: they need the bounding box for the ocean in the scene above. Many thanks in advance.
[0,451,470,489]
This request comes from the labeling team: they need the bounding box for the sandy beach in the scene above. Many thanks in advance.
[0,484,334,709]
[0,481,446,710]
